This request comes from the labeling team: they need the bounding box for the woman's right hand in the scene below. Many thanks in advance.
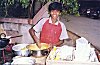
[36,42,41,48]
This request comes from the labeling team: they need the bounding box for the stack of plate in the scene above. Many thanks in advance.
[11,56,36,65]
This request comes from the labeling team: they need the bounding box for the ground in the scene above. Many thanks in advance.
[61,15,100,51]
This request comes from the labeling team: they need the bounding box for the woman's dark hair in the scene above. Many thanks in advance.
[48,2,63,12]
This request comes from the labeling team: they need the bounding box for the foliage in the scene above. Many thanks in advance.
[0,0,80,17]
[62,0,80,16]
[0,0,29,8]
[37,0,80,16]
[0,0,29,17]
[19,0,29,8]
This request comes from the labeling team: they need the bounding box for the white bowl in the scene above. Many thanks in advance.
[12,44,29,51]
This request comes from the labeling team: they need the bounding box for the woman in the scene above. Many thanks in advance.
[29,2,69,48]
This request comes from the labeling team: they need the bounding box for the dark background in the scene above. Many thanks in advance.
[0,0,100,18]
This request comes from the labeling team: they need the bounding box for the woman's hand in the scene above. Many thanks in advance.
[36,42,41,48]
[49,43,54,50]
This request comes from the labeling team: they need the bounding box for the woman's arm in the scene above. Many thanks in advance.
[53,40,64,47]
[29,28,41,47]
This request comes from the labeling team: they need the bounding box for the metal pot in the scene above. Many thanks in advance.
[12,44,30,56]
[27,43,50,57]
[0,33,10,48]
[30,48,49,57]
[13,49,30,57]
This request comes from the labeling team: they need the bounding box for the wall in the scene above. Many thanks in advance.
[0,18,34,44]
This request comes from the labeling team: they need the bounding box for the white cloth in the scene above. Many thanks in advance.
[33,17,69,40]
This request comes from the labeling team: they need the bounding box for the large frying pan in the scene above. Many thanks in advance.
[0,33,22,48]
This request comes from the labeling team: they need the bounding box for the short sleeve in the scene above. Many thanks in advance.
[33,18,48,33]
[59,22,69,40]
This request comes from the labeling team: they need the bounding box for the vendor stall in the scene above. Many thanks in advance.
[46,37,100,65]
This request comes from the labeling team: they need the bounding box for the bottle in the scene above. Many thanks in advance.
[49,46,57,60]
[54,52,60,60]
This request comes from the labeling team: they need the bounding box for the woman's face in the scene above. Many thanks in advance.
[50,10,60,20]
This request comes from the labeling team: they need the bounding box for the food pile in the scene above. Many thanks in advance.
[27,43,50,50]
